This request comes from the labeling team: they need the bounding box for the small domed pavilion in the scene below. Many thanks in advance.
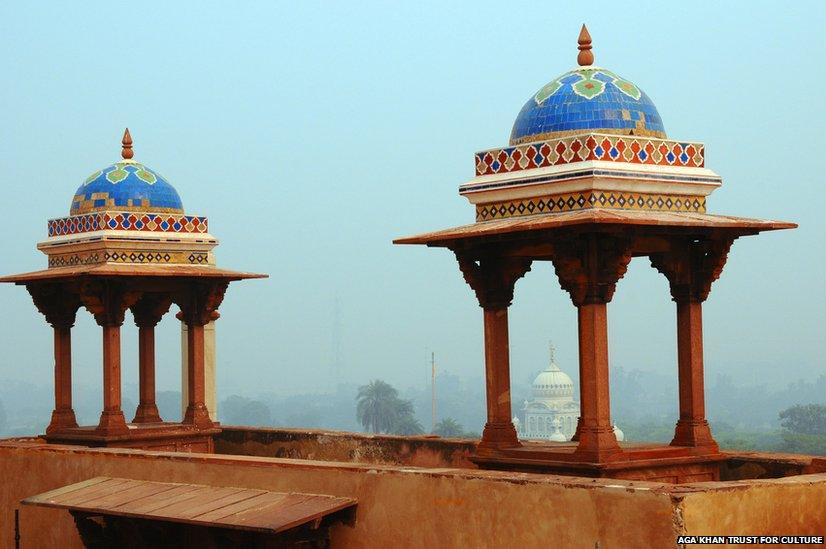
[395,26,795,481]
[1,130,265,451]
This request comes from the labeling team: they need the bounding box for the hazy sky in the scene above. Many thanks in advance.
[1,2,824,405]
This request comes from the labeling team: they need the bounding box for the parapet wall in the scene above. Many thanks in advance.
[1,435,824,548]
[216,426,826,480]
[214,426,478,468]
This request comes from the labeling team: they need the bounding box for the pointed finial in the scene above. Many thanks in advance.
[549,341,556,364]
[577,24,594,66]
[121,128,134,160]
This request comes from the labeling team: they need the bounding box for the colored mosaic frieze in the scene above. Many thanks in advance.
[47,249,210,268]
[474,134,704,176]
[511,67,666,144]
[70,161,184,215]
[475,191,706,221]
[48,212,209,237]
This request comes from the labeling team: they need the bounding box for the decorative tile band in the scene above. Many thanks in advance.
[475,191,707,221]
[475,134,705,177]
[47,212,209,237]
[47,249,210,268]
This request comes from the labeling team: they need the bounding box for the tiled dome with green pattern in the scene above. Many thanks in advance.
[70,161,183,215]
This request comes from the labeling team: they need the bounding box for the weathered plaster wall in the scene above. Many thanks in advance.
[1,438,824,548]
[678,477,826,538]
[215,426,478,468]
[0,440,678,549]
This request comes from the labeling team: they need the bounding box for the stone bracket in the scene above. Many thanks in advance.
[650,237,734,302]
[79,279,142,327]
[551,234,633,305]
[26,283,82,328]
[454,253,532,309]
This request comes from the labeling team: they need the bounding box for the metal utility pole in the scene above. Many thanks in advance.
[431,352,437,433]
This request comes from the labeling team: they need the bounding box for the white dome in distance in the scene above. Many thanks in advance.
[531,361,575,400]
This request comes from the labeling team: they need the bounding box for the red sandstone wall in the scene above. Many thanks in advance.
[1,439,824,548]
[0,440,678,549]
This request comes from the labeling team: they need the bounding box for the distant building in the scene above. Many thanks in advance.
[517,346,623,442]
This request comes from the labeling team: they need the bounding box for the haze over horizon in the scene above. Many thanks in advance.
[1,2,824,411]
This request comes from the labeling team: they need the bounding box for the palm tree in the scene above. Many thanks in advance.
[391,414,424,435]
[356,380,402,433]
[433,417,465,437]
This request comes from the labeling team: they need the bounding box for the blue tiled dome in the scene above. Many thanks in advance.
[70,161,183,215]
[510,67,666,145]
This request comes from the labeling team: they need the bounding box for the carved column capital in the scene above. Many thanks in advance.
[650,237,734,303]
[79,279,142,327]
[551,234,633,306]
[175,280,228,327]
[455,253,532,309]
[131,294,173,328]
[26,283,81,328]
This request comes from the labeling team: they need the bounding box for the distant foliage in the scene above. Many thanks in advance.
[356,380,422,435]
[220,395,273,427]
[390,414,424,435]
[779,404,826,435]
[433,417,466,437]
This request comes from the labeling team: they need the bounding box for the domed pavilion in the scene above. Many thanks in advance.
[395,26,795,481]
[1,130,265,451]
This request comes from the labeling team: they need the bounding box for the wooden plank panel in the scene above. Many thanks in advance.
[194,492,291,523]
[174,489,267,520]
[116,484,204,514]
[22,477,110,505]
[50,478,136,506]
[23,478,358,535]
[144,486,245,518]
[254,497,356,533]
[81,481,179,511]
[221,494,313,528]
[126,485,212,515]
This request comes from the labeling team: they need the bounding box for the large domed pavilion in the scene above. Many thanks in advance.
[396,25,795,481]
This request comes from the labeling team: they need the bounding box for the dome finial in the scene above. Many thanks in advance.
[549,341,556,364]
[577,24,594,66]
[121,128,134,160]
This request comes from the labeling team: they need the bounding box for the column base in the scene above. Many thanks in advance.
[574,425,622,462]
[570,417,582,442]
[477,422,521,453]
[46,408,78,434]
[671,419,718,450]
[133,403,162,424]
[96,410,129,435]
[183,403,214,428]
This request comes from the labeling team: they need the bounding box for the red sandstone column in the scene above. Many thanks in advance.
[131,296,170,423]
[183,320,212,427]
[479,306,519,450]
[552,235,630,461]
[97,323,129,434]
[26,284,82,435]
[178,281,226,429]
[574,301,620,459]
[47,324,78,433]
[651,238,731,452]
[454,254,531,453]
[133,325,161,423]
[671,299,716,449]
